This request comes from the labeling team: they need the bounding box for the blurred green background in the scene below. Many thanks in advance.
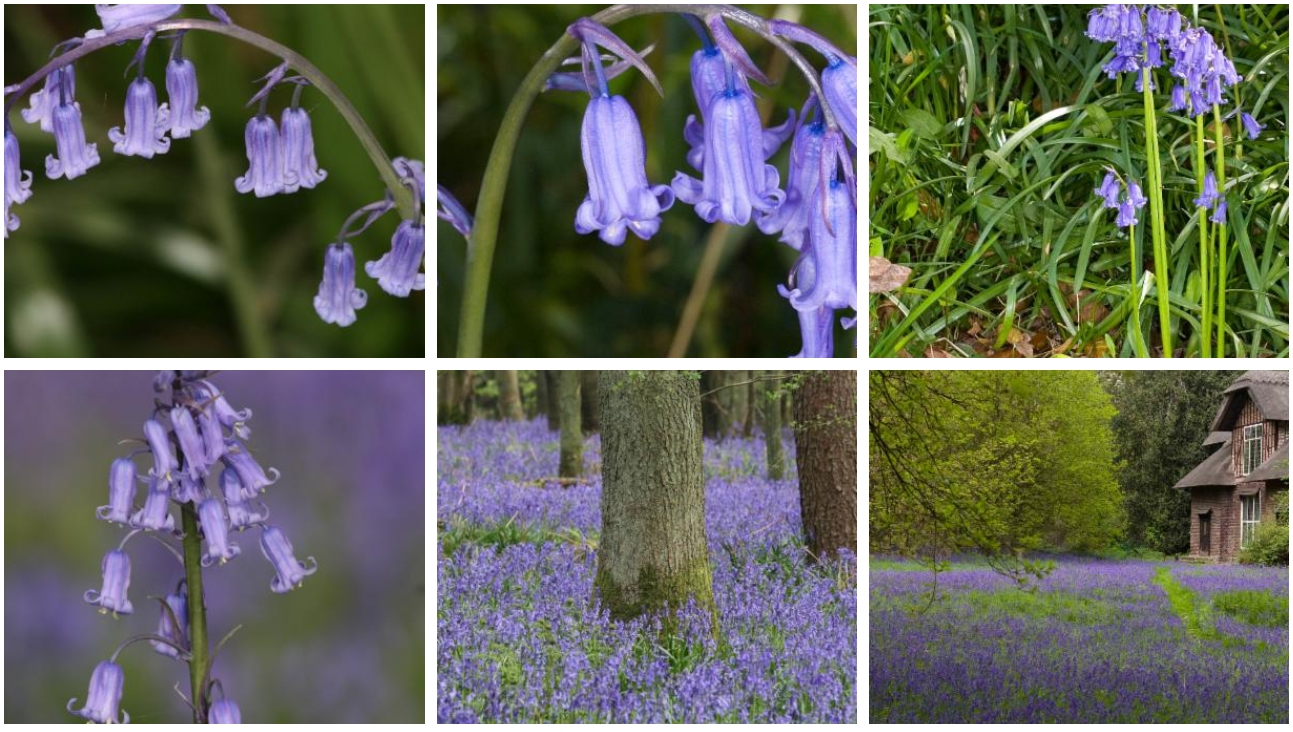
[4,5,425,357]
[4,371,425,723]
[437,4,857,357]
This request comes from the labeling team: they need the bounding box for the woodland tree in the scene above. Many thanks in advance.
[795,371,857,560]
[761,371,786,481]
[497,371,524,421]
[558,371,583,479]
[595,371,714,622]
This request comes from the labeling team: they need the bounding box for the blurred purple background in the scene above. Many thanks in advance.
[4,370,425,723]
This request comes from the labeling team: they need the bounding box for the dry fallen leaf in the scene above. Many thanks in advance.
[869,257,912,294]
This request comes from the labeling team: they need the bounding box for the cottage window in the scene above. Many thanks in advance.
[1240,494,1260,549]
[1242,424,1263,475]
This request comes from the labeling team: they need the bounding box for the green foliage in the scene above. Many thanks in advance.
[962,590,1114,625]
[1238,522,1290,566]
[870,371,1124,562]
[1102,371,1242,555]
[868,4,1289,357]
[1212,590,1290,627]
[1152,566,1214,639]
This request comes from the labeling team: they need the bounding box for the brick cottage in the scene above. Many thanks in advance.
[1174,371,1289,562]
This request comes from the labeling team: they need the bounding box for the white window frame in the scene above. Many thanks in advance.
[1240,494,1261,549]
[1243,424,1263,476]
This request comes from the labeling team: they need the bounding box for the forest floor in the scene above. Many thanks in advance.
[437,419,857,723]
[870,556,1289,723]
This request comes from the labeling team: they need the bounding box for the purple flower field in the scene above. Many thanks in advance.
[437,419,857,723]
[870,557,1289,723]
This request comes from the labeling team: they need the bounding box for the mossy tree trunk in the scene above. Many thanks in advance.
[558,371,583,479]
[543,371,560,432]
[580,371,601,434]
[761,370,785,480]
[497,370,524,421]
[794,370,857,560]
[437,371,452,424]
[596,371,715,623]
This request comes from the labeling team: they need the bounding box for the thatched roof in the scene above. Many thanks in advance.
[1175,440,1234,489]
[1203,431,1231,448]
[1211,371,1289,431]
[1246,442,1290,483]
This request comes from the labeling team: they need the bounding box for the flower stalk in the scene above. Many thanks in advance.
[1211,104,1228,357]
[172,373,210,724]
[1140,67,1172,357]
[1194,113,1211,358]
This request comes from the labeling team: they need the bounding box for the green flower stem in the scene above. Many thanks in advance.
[1141,68,1172,357]
[3,19,414,221]
[1212,104,1229,357]
[1193,113,1211,358]
[454,4,833,357]
[169,373,209,723]
[1127,220,1148,357]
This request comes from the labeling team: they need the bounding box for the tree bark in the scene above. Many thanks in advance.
[794,371,857,560]
[742,376,756,438]
[534,370,549,423]
[596,371,714,623]
[458,371,475,424]
[437,371,452,424]
[761,371,785,480]
[558,371,583,478]
[580,371,601,434]
[497,370,524,421]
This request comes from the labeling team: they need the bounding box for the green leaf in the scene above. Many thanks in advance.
[901,108,943,139]
[869,126,904,163]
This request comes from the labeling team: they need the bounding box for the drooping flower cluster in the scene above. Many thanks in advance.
[1096,171,1147,229]
[1087,3,1261,131]
[70,371,318,724]
[1194,170,1227,224]
[4,5,423,331]
[551,13,857,356]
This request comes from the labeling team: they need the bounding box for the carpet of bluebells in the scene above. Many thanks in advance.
[437,419,857,723]
[870,557,1289,723]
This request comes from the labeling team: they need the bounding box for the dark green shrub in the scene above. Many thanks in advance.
[1239,522,1290,567]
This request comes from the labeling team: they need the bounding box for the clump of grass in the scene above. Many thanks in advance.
[1212,590,1290,628]
[1152,566,1214,638]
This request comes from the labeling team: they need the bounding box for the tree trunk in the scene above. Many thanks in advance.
[437,372,452,424]
[728,370,749,439]
[458,371,475,424]
[761,371,785,480]
[580,371,601,434]
[742,377,756,438]
[558,371,583,478]
[542,372,560,432]
[700,371,722,439]
[794,371,857,560]
[497,371,524,421]
[596,371,714,622]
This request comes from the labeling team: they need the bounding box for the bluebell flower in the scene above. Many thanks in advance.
[757,106,826,250]
[209,699,243,724]
[163,57,210,138]
[1116,199,1138,228]
[280,107,326,193]
[45,95,100,181]
[109,77,171,158]
[171,473,204,504]
[199,498,241,566]
[1126,180,1147,209]
[260,525,317,593]
[226,495,270,532]
[365,220,426,297]
[313,241,368,326]
[151,583,189,658]
[575,94,675,245]
[222,441,280,498]
[1096,172,1121,208]
[194,379,251,439]
[1194,170,1219,209]
[436,184,473,237]
[21,65,73,133]
[98,458,137,524]
[673,83,790,226]
[86,4,182,39]
[206,4,232,25]
[171,405,208,479]
[1241,112,1264,140]
[1146,6,1182,41]
[778,176,856,317]
[394,156,425,207]
[131,477,176,532]
[198,407,226,464]
[84,549,133,616]
[143,418,176,480]
[790,306,836,358]
[234,114,286,197]
[821,58,858,147]
[1210,199,1227,224]
[5,126,33,238]
[66,661,129,724]
[1168,84,1188,112]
